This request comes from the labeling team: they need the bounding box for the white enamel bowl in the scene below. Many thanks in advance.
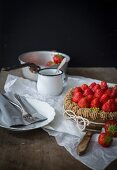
[19,51,70,81]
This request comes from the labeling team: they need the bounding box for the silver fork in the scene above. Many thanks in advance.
[14,94,41,123]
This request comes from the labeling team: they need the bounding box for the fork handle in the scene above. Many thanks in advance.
[1,94,22,111]
[77,131,93,156]
[14,94,26,111]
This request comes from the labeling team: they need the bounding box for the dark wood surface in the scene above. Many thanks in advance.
[0,67,117,170]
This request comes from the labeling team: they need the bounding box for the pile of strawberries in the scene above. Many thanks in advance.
[72,81,117,112]
[98,120,117,147]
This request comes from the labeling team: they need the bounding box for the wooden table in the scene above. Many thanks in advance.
[0,67,117,170]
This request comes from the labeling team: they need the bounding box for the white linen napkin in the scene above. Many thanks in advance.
[0,93,25,127]
[0,92,47,127]
[3,74,117,170]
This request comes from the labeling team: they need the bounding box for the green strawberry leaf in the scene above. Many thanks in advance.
[108,125,117,135]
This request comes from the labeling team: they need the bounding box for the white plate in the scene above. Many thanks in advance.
[0,97,56,131]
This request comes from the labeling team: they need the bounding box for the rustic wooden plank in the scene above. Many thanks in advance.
[68,67,117,83]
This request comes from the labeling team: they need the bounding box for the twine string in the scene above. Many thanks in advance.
[64,109,89,131]
[64,109,104,131]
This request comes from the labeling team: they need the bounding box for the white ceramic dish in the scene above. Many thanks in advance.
[0,97,56,131]
[19,51,70,81]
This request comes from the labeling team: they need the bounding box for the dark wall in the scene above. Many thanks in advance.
[0,1,3,69]
[0,0,116,68]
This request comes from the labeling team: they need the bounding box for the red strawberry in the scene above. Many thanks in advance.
[72,96,78,103]
[92,84,101,92]
[105,85,117,98]
[102,99,117,112]
[104,120,117,137]
[98,132,113,147]
[86,94,94,102]
[83,88,93,96]
[101,81,107,87]
[113,85,117,93]
[110,86,117,98]
[94,89,104,98]
[73,87,83,94]
[110,91,116,98]
[81,84,89,91]
[101,81,108,91]
[53,54,63,64]
[72,92,83,103]
[100,93,110,103]
[105,88,112,97]
[89,82,96,89]
[90,98,101,108]
[115,98,117,105]
[78,97,90,108]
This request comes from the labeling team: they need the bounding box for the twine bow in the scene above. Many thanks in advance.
[64,109,104,131]
[64,109,90,131]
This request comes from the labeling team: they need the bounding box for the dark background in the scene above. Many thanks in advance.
[0,0,116,69]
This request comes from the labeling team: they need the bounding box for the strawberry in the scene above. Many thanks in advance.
[104,120,117,137]
[72,92,83,103]
[53,54,63,64]
[101,81,107,87]
[102,99,117,112]
[78,97,90,108]
[73,87,83,94]
[113,85,117,94]
[100,93,110,103]
[92,84,101,92]
[81,84,89,91]
[101,81,108,91]
[94,89,104,98]
[72,96,78,103]
[90,98,101,108]
[110,86,117,98]
[105,88,112,97]
[83,88,93,96]
[86,94,94,102]
[98,132,113,147]
[110,91,116,98]
[89,82,96,89]
[115,98,117,105]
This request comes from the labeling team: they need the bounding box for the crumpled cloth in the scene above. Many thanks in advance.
[3,74,117,170]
